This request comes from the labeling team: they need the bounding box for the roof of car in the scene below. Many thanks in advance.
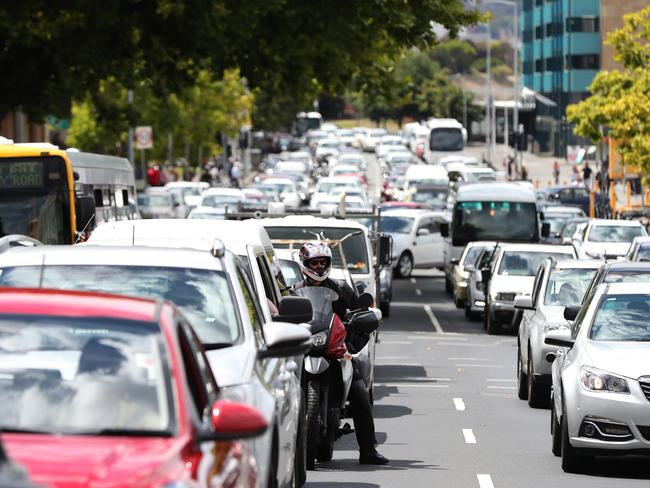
[260,215,368,231]
[88,219,273,255]
[381,208,447,219]
[456,182,535,202]
[165,182,209,189]
[603,282,650,295]
[203,187,245,196]
[543,206,584,214]
[551,259,602,270]
[588,219,644,227]
[465,241,497,249]
[0,245,226,271]
[604,261,650,271]
[498,243,575,254]
[0,287,161,323]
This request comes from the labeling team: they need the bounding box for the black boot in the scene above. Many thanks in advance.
[359,446,389,465]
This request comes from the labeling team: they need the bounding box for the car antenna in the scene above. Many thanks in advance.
[38,252,46,289]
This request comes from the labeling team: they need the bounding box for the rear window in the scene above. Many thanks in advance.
[544,268,596,307]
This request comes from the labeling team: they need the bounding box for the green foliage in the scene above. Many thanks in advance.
[491,64,513,83]
[567,6,650,174]
[428,39,478,74]
[0,1,482,129]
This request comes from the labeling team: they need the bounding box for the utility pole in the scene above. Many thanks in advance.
[513,0,520,172]
[485,20,492,164]
[127,89,134,166]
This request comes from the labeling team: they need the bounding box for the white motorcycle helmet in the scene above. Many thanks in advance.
[299,241,332,282]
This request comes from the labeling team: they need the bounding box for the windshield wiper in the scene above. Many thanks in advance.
[93,428,172,437]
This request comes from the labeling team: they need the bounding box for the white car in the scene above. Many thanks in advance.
[314,138,341,161]
[310,194,367,212]
[484,243,576,334]
[336,128,356,146]
[361,128,387,152]
[165,181,209,215]
[375,135,404,160]
[574,219,647,259]
[327,186,369,206]
[199,187,245,210]
[260,177,302,209]
[516,259,599,408]
[336,152,367,170]
[313,176,363,201]
[329,164,362,178]
[548,282,650,472]
[381,208,447,278]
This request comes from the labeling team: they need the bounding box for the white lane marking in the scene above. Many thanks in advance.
[376,383,450,389]
[381,341,413,345]
[462,428,477,444]
[408,335,467,341]
[437,342,496,347]
[486,386,517,390]
[380,356,411,360]
[453,397,466,411]
[410,278,417,284]
[415,288,423,296]
[455,364,503,368]
[477,474,495,488]
[424,304,444,334]
[448,357,487,361]
[486,379,516,382]
[392,301,430,308]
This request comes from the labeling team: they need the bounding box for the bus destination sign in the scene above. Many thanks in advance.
[0,161,44,189]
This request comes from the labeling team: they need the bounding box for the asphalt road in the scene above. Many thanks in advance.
[304,151,650,488]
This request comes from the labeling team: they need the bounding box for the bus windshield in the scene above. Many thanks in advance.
[452,201,538,246]
[0,157,70,244]
[430,128,464,152]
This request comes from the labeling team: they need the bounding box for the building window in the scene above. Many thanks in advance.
[535,0,543,6]
[523,29,533,43]
[566,54,600,70]
[545,21,562,37]
[545,56,562,71]
[566,16,599,33]
[535,59,544,72]
[523,61,534,75]
[523,0,533,11]
[535,25,544,39]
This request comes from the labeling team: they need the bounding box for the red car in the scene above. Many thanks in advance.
[0,288,267,488]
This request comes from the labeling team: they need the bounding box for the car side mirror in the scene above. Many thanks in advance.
[75,195,96,232]
[259,322,312,359]
[541,222,551,238]
[417,227,430,236]
[450,258,460,266]
[563,306,580,322]
[544,329,574,349]
[275,296,313,324]
[514,295,534,310]
[440,222,449,238]
[378,234,393,266]
[198,400,268,442]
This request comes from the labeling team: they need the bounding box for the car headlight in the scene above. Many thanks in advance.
[543,323,570,333]
[312,331,327,347]
[579,366,630,394]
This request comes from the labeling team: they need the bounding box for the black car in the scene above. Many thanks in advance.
[547,185,609,215]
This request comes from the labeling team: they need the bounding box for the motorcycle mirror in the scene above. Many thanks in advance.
[358,292,374,309]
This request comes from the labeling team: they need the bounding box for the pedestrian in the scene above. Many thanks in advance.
[229,160,242,188]
[570,165,580,185]
[552,160,560,185]
[520,163,528,181]
[582,161,593,190]
[507,155,514,180]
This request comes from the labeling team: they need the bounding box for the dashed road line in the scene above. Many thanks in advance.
[486,385,517,390]
[455,364,504,368]
[377,383,450,389]
[448,357,487,360]
[410,278,417,284]
[453,397,466,411]
[486,378,516,382]
[477,474,495,488]
[381,340,413,345]
[424,304,444,334]
[462,428,477,444]
[415,288,423,296]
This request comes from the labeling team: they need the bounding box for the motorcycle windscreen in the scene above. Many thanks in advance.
[293,286,338,334]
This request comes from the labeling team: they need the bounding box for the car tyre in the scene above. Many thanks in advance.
[527,353,550,408]
[516,346,528,400]
[464,301,479,320]
[453,290,464,309]
[395,252,413,279]
[305,382,320,470]
[561,403,589,473]
[551,396,561,457]
[445,275,452,294]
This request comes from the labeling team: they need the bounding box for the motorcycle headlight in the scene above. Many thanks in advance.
[312,331,327,347]
[579,366,630,394]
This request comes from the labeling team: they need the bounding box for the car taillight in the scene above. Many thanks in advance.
[327,315,347,359]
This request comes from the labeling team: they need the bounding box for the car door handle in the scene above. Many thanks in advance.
[285,360,297,373]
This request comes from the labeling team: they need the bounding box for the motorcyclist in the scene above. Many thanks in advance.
[295,241,389,465]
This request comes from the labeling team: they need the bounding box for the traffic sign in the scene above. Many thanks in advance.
[135,126,153,150]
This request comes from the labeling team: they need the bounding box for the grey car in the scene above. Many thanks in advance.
[516,259,599,408]
[0,245,311,488]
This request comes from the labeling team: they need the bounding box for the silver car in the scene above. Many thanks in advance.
[547,282,650,473]
[0,245,311,488]
[516,259,599,408]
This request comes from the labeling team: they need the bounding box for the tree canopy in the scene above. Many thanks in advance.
[567,6,650,175]
[0,0,481,124]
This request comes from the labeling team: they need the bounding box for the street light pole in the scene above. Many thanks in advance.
[485,20,492,164]
[513,0,520,172]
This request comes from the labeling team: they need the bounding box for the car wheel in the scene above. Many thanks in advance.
[305,381,320,470]
[527,352,550,408]
[561,403,589,473]
[551,396,561,457]
[516,346,528,400]
[453,290,464,308]
[486,306,500,335]
[395,252,413,279]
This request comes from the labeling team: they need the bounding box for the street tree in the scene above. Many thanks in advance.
[567,5,650,175]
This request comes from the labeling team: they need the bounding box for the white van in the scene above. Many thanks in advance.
[404,164,448,189]
[424,118,467,164]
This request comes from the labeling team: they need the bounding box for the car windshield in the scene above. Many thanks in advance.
[0,316,173,435]
[498,251,572,276]
[588,225,645,243]
[201,195,242,207]
[453,201,538,246]
[265,226,369,274]
[146,195,172,207]
[544,268,596,306]
[381,216,415,234]
[0,266,239,345]
[411,189,448,209]
[590,295,650,341]
[263,183,292,193]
